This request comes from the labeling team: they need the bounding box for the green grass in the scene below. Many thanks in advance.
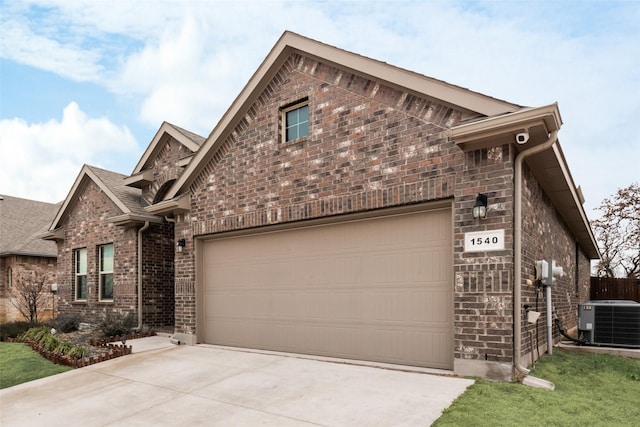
[434,349,640,426]
[0,342,72,389]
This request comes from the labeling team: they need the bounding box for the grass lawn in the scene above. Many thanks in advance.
[0,342,72,389]
[434,349,640,426]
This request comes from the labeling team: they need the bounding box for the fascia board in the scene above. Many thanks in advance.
[49,165,130,230]
[108,213,163,226]
[548,143,600,259]
[451,103,562,147]
[84,168,130,214]
[123,169,154,188]
[130,122,202,176]
[144,194,191,215]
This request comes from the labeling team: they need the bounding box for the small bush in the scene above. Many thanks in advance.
[98,311,136,337]
[42,335,59,352]
[54,341,72,355]
[0,321,40,341]
[67,346,86,359]
[20,326,49,343]
[51,314,80,333]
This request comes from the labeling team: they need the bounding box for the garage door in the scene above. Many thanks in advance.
[200,208,453,369]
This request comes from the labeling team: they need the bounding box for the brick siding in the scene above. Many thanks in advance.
[169,51,590,372]
[0,255,57,322]
[55,180,174,329]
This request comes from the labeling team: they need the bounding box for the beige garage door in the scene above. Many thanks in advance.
[200,208,453,369]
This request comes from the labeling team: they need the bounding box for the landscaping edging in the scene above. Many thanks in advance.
[23,339,132,367]
[16,331,156,368]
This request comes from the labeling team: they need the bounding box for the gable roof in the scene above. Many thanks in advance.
[165,31,522,201]
[0,195,59,257]
[45,165,161,236]
[125,122,205,188]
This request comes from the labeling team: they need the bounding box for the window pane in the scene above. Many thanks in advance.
[101,244,114,272]
[298,105,309,123]
[76,249,87,274]
[286,109,297,125]
[76,276,87,299]
[101,274,113,300]
[286,126,298,141]
[285,104,309,142]
[298,121,308,138]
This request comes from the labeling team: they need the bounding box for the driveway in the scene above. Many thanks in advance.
[1,337,473,426]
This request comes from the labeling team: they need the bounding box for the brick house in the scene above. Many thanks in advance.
[45,32,599,380]
[42,123,204,330]
[0,195,59,322]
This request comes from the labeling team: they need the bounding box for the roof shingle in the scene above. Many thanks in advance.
[0,195,59,257]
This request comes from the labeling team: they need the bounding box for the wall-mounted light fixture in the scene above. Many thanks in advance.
[176,238,186,253]
[473,193,488,219]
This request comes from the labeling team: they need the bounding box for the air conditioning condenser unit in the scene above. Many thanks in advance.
[578,300,640,348]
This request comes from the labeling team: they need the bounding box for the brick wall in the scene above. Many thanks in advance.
[56,181,138,323]
[142,137,195,204]
[171,51,592,376]
[179,52,473,339]
[141,221,175,328]
[56,180,175,329]
[520,164,591,363]
[453,145,515,365]
[0,255,57,322]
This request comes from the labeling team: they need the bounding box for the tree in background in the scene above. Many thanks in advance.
[10,267,52,322]
[592,182,640,278]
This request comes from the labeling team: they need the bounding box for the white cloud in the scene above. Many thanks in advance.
[0,102,138,203]
[1,0,639,217]
[0,19,104,82]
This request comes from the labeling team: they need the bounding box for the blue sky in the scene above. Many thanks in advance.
[1,0,639,220]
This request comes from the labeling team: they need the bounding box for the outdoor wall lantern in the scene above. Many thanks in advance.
[176,238,186,253]
[473,193,488,219]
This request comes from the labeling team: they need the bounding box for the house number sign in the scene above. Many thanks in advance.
[464,229,505,252]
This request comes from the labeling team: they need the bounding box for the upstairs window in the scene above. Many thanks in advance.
[99,244,114,301]
[75,248,88,300]
[283,102,309,142]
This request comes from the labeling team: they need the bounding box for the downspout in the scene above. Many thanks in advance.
[514,130,558,375]
[136,221,150,331]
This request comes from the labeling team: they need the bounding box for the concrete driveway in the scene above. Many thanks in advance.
[1,337,473,426]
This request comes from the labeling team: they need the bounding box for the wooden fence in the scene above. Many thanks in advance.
[590,277,640,302]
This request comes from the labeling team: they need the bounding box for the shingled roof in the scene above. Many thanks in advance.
[45,164,161,235]
[0,195,59,257]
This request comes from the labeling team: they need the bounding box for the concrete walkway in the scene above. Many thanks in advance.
[1,337,474,426]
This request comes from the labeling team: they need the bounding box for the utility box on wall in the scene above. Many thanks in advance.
[578,300,640,348]
[535,260,564,286]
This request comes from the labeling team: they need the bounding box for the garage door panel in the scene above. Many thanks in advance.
[202,208,453,369]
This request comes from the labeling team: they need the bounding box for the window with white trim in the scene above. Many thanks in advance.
[99,244,114,301]
[75,248,88,300]
[283,102,309,142]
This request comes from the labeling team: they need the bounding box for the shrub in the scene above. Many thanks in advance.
[54,341,72,355]
[68,346,86,359]
[42,335,59,352]
[0,321,39,341]
[98,311,136,337]
[19,326,49,343]
[51,314,80,333]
